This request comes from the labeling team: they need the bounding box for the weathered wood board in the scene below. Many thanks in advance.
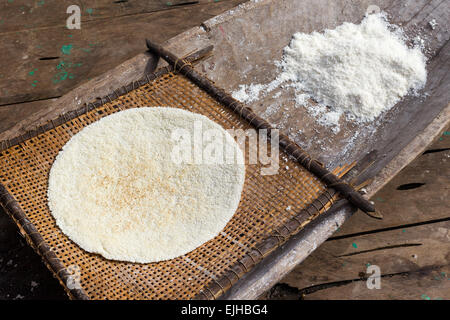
[332,131,450,236]
[302,264,450,300]
[281,221,450,289]
[165,0,449,299]
[264,130,449,300]
[0,0,244,106]
[0,0,204,33]
[0,0,449,300]
[268,265,450,300]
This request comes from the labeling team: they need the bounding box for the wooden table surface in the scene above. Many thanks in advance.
[264,129,450,300]
[0,0,448,300]
[1,128,448,300]
[0,0,248,300]
[0,0,246,139]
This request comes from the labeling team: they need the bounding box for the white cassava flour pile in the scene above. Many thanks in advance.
[48,107,245,263]
[232,13,427,127]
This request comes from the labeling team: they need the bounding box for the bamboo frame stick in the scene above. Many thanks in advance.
[145,39,375,213]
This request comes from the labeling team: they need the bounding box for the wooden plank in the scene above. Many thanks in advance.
[268,127,450,299]
[264,265,450,300]
[0,0,245,106]
[332,129,450,236]
[222,103,450,300]
[280,220,450,291]
[163,1,450,299]
[219,203,356,300]
[301,265,450,300]
[0,0,222,33]
[0,0,449,300]
[0,98,58,137]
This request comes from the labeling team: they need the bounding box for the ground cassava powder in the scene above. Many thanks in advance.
[48,107,245,263]
[232,13,427,127]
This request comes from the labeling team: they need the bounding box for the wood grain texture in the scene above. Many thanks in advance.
[302,265,450,300]
[281,221,450,290]
[166,0,450,299]
[333,131,450,236]
[271,129,450,300]
[0,0,245,106]
[0,0,219,32]
[219,202,356,300]
[0,0,449,300]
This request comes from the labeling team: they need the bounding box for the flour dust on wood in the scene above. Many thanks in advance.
[232,12,427,134]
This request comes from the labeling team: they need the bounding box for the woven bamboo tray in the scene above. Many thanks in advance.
[0,42,371,300]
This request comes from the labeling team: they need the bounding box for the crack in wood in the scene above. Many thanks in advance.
[271,265,447,298]
[328,217,450,241]
[169,1,200,7]
[0,96,61,109]
[38,57,60,61]
[423,147,450,155]
[335,243,422,258]
[396,182,426,190]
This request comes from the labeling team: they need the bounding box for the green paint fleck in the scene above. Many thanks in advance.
[68,35,73,38]
[53,71,69,83]
[56,61,65,69]
[366,263,371,267]
[166,2,172,6]
[28,68,37,75]
[53,60,80,83]
[81,48,92,53]
[375,197,385,202]
[443,131,450,136]
[61,44,73,55]
[86,8,93,14]
[421,294,431,300]
[402,229,406,233]
[37,0,45,6]
[214,0,220,2]
[352,243,358,249]
[439,137,443,141]
[434,272,448,281]
[31,80,38,87]
[57,61,81,69]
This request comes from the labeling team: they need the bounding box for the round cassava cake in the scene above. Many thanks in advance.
[47,107,245,263]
